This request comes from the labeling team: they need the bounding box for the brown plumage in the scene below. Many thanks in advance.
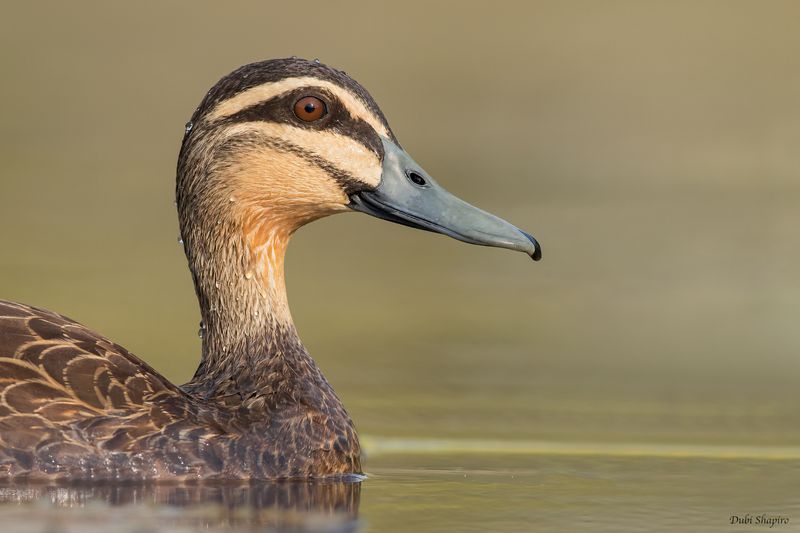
[0,58,540,481]
[0,299,359,480]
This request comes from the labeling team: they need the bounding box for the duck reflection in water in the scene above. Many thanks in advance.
[0,479,360,531]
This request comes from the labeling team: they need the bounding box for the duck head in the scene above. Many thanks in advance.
[177,57,541,264]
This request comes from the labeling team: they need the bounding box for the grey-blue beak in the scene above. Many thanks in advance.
[349,138,541,261]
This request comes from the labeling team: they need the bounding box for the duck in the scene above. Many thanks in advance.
[0,58,541,481]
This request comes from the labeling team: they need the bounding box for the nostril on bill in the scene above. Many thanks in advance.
[406,170,427,187]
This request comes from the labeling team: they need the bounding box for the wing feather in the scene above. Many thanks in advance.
[0,300,208,478]
[0,301,181,411]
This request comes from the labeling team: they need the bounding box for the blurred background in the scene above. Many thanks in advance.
[1,0,799,455]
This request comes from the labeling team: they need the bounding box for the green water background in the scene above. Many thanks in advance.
[1,1,799,531]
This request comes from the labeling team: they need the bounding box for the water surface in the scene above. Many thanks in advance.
[1,1,799,531]
[2,445,798,532]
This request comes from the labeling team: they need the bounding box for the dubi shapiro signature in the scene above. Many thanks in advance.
[730,514,789,528]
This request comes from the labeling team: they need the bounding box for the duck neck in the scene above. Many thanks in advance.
[181,211,330,408]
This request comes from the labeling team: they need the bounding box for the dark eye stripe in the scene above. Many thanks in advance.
[221,88,384,160]
[193,59,394,138]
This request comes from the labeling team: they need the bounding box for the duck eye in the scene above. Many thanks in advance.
[293,96,327,122]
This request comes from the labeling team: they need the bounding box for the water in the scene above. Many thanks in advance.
[1,1,799,531]
[2,448,798,532]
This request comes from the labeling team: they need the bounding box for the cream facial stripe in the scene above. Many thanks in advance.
[207,76,390,138]
[218,122,382,188]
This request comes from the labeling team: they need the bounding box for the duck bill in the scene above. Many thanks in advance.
[349,138,541,261]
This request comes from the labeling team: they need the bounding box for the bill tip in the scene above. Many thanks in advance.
[521,231,542,262]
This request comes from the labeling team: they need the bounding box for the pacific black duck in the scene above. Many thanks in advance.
[0,58,540,481]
